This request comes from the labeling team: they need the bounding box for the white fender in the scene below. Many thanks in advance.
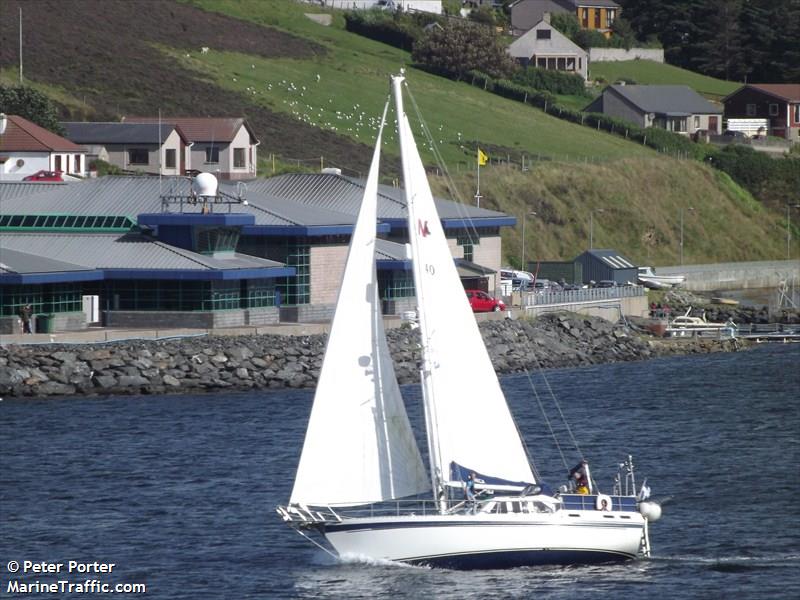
[639,501,663,522]
[595,493,613,511]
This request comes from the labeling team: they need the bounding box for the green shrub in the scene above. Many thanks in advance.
[343,8,435,51]
[511,66,586,96]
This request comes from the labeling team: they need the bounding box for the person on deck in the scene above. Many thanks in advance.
[569,460,590,495]
[465,472,477,514]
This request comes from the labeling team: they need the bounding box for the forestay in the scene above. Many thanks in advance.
[392,76,536,490]
[289,103,429,507]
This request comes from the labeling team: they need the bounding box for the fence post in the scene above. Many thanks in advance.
[320,156,324,171]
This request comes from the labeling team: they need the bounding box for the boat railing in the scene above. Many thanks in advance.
[280,493,640,524]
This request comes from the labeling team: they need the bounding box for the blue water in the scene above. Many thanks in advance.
[2,344,798,599]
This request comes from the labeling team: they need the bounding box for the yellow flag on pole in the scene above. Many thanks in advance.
[477,148,488,166]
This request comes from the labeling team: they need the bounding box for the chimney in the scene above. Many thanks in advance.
[543,12,551,23]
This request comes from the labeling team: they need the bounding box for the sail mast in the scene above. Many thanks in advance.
[392,73,445,500]
[391,72,536,497]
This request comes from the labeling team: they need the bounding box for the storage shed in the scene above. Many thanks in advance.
[574,249,637,285]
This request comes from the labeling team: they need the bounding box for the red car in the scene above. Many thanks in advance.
[465,289,506,313]
[22,170,63,182]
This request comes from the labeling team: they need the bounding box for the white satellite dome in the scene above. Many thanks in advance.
[192,172,218,198]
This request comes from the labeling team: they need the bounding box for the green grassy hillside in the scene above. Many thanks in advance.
[589,60,740,101]
[430,158,787,267]
[1,0,787,265]
[180,0,654,170]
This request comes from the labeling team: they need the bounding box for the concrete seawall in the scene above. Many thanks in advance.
[659,260,800,292]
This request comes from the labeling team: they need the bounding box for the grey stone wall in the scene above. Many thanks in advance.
[1,313,749,398]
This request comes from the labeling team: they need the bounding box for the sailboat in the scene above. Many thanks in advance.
[277,72,662,569]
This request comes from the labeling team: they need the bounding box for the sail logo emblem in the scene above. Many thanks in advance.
[418,219,431,237]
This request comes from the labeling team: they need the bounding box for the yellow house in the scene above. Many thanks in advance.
[511,0,621,39]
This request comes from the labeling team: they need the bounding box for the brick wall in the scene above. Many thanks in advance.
[311,244,348,305]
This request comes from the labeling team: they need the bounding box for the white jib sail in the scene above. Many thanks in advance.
[289,103,430,507]
[392,76,535,488]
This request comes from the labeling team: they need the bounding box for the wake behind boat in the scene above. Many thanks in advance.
[277,72,662,569]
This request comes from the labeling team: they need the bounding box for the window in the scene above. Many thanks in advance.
[794,104,800,124]
[233,147,246,169]
[581,8,588,26]
[536,29,551,40]
[74,154,82,174]
[694,116,700,129]
[607,9,616,26]
[769,103,779,116]
[165,148,176,169]
[128,148,149,165]
[594,9,601,28]
[54,155,62,172]
[746,103,757,116]
[205,146,219,164]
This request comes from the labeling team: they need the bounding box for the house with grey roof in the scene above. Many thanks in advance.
[124,117,259,180]
[0,172,514,332]
[583,85,723,135]
[510,0,620,37]
[508,17,588,80]
[62,122,190,177]
[0,115,87,180]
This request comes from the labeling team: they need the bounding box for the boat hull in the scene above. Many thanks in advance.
[323,512,644,569]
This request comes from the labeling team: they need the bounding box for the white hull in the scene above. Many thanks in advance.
[324,511,645,569]
[638,275,684,289]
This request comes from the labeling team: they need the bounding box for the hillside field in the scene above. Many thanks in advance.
[589,60,740,101]
[0,0,790,265]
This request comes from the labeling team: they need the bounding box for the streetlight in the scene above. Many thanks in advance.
[0,114,7,182]
[589,208,604,250]
[680,206,695,266]
[521,211,537,271]
[788,204,800,260]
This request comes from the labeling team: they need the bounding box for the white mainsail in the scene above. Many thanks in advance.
[391,76,536,490]
[289,105,429,507]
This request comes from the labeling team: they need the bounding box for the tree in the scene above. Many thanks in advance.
[739,0,776,82]
[412,20,515,80]
[610,17,636,50]
[0,86,64,134]
[550,13,580,40]
[441,0,461,16]
[691,0,744,81]
[468,5,496,26]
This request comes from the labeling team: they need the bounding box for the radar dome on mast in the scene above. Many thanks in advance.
[192,172,218,198]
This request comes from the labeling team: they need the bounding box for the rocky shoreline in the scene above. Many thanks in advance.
[0,313,748,398]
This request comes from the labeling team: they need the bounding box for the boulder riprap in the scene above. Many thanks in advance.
[0,313,745,398]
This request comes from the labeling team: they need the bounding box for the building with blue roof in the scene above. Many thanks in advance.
[1,172,514,333]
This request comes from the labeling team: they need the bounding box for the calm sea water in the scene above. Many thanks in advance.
[2,344,798,599]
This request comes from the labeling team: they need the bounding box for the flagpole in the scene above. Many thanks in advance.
[475,160,481,208]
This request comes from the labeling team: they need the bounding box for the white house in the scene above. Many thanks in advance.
[508,17,589,81]
[62,122,191,177]
[0,114,87,180]
[124,117,259,180]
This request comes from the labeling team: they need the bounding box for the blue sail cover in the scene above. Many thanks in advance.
[450,462,535,490]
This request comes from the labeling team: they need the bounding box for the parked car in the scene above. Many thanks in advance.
[722,130,748,141]
[594,280,618,288]
[22,170,63,181]
[465,290,506,313]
